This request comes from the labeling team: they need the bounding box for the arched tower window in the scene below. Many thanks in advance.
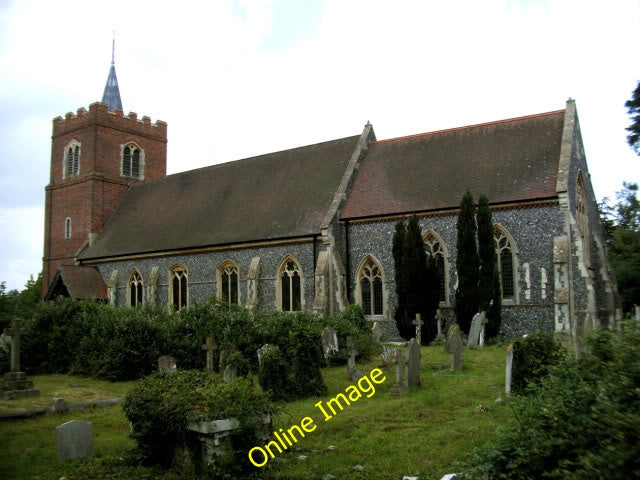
[279,257,302,312]
[218,261,239,306]
[122,143,144,179]
[63,141,81,178]
[359,256,384,316]
[576,173,590,265]
[170,265,188,311]
[494,225,515,300]
[128,270,144,307]
[424,230,447,303]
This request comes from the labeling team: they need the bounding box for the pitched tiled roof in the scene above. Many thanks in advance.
[80,135,361,260]
[46,265,108,300]
[341,110,566,220]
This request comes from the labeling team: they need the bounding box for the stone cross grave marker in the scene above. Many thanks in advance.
[467,312,483,347]
[435,309,445,340]
[407,338,421,387]
[346,336,363,380]
[505,343,513,394]
[56,419,93,461]
[4,316,26,373]
[202,336,216,372]
[412,313,423,344]
[158,355,177,373]
[390,349,409,395]
[448,324,464,371]
[321,327,339,359]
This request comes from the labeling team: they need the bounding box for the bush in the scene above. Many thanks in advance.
[462,327,640,479]
[511,332,565,395]
[258,346,292,401]
[124,369,271,475]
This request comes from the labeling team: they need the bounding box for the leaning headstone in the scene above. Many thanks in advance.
[505,343,513,395]
[223,364,237,382]
[406,338,421,387]
[201,336,216,372]
[0,316,39,399]
[448,324,464,371]
[158,355,177,373]
[371,322,383,343]
[56,419,93,461]
[412,314,424,344]
[321,327,339,359]
[468,312,483,347]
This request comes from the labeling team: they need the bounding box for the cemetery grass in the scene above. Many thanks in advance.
[0,345,512,480]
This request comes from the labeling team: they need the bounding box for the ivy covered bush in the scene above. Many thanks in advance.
[511,332,565,395]
[123,369,271,475]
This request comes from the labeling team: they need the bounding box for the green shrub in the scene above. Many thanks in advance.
[290,323,328,397]
[258,346,292,401]
[511,332,564,395]
[124,369,271,474]
[463,327,640,479]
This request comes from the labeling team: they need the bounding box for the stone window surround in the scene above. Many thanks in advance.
[120,141,145,180]
[127,268,144,307]
[422,229,450,306]
[64,217,72,240]
[354,255,388,321]
[494,223,519,304]
[169,264,189,311]
[217,260,241,306]
[63,139,81,179]
[275,255,304,312]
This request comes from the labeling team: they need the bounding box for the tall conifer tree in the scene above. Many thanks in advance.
[392,221,408,337]
[477,194,501,338]
[455,190,479,334]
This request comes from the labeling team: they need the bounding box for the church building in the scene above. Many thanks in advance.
[42,59,618,339]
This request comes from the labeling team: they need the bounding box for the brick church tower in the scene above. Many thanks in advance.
[42,54,167,297]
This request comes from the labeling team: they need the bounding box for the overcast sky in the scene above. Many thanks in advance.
[1,0,639,292]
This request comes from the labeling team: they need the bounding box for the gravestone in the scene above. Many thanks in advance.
[505,343,513,394]
[56,419,93,461]
[448,324,464,371]
[321,327,339,359]
[158,355,177,373]
[346,336,363,380]
[218,349,228,371]
[467,313,483,347]
[379,346,397,369]
[390,349,409,395]
[202,336,216,372]
[432,309,445,344]
[223,364,237,382]
[0,316,39,399]
[406,338,421,387]
[371,322,382,343]
[257,343,275,367]
[412,314,424,344]
[478,311,488,346]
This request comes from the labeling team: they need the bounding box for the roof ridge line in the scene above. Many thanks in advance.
[373,108,566,145]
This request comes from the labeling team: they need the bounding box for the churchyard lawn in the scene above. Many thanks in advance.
[0,345,513,480]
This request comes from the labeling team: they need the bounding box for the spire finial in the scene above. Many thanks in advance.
[111,30,115,65]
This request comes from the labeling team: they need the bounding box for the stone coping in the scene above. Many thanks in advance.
[0,397,123,421]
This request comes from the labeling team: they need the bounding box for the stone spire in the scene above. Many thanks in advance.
[101,35,123,112]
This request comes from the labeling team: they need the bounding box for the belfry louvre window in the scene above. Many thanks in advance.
[129,271,143,307]
[122,144,141,178]
[64,144,80,178]
[280,259,301,312]
[171,266,188,311]
[220,263,239,305]
[424,231,446,302]
[494,226,515,300]
[360,257,383,315]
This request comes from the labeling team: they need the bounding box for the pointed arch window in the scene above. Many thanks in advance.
[129,270,144,307]
[576,173,590,265]
[218,261,239,306]
[280,258,301,312]
[494,226,515,300]
[122,143,143,179]
[170,266,188,311]
[424,231,447,303]
[63,141,80,178]
[359,257,384,316]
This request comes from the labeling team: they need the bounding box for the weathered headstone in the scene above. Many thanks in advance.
[407,338,421,387]
[158,355,177,373]
[478,311,488,346]
[223,364,237,382]
[412,313,424,344]
[321,327,339,359]
[202,336,216,372]
[257,343,275,367]
[371,322,382,343]
[432,309,445,344]
[0,317,39,399]
[346,336,363,380]
[219,349,228,371]
[448,324,464,371]
[468,312,483,347]
[379,345,397,369]
[56,419,93,461]
[390,349,409,395]
[505,343,513,395]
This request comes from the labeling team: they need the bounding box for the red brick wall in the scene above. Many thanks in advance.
[43,103,167,296]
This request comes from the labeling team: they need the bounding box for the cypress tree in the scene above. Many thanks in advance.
[423,254,441,344]
[477,195,496,313]
[487,268,502,338]
[392,221,409,337]
[455,190,479,334]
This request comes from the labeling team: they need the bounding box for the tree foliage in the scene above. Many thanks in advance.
[477,195,501,338]
[455,191,479,334]
[626,81,640,155]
